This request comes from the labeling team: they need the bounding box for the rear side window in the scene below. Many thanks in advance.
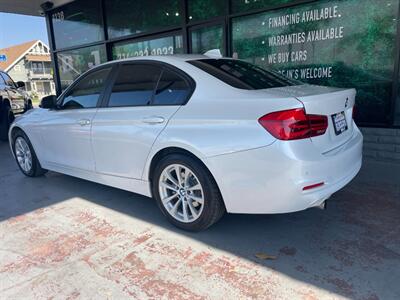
[108,64,161,107]
[188,59,300,90]
[1,72,15,87]
[153,69,191,105]
[62,67,111,109]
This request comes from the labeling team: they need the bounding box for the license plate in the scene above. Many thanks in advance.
[331,112,348,135]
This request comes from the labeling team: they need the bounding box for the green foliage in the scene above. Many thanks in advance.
[188,0,226,22]
[191,25,224,54]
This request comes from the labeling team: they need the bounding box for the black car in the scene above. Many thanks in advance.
[0,70,32,141]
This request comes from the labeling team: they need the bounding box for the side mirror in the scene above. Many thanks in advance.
[40,95,57,109]
[16,81,25,89]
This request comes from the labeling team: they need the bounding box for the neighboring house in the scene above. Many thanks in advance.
[0,40,56,99]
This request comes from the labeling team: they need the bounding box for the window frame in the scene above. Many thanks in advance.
[152,68,193,106]
[104,62,163,108]
[57,64,115,110]
[101,60,196,108]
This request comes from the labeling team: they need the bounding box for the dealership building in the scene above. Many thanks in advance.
[1,0,400,162]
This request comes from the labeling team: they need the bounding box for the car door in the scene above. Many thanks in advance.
[0,72,25,113]
[39,66,112,172]
[91,62,194,179]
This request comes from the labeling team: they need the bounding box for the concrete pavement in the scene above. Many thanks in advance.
[0,141,399,299]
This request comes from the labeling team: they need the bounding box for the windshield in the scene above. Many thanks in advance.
[188,59,301,90]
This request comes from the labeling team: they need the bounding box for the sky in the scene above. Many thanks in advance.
[0,12,49,49]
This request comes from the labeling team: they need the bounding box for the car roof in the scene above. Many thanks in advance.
[113,54,210,63]
[60,54,228,97]
[99,54,233,67]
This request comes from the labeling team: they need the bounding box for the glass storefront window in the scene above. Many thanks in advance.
[232,0,295,13]
[191,25,224,54]
[106,0,182,39]
[51,0,104,49]
[112,35,184,60]
[188,0,226,22]
[232,0,399,125]
[57,45,107,90]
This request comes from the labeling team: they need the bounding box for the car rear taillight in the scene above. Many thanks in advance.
[258,108,328,140]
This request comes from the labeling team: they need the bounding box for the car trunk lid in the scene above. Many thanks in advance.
[268,85,356,153]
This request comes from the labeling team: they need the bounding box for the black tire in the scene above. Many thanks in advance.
[0,104,14,141]
[152,154,225,231]
[12,129,47,177]
[24,100,33,112]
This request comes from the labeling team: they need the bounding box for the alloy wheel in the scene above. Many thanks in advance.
[159,164,204,223]
[15,137,32,173]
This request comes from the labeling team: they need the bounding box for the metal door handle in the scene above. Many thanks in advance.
[77,119,91,126]
[142,116,165,124]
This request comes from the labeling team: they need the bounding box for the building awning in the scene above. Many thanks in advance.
[26,54,51,62]
[0,0,74,16]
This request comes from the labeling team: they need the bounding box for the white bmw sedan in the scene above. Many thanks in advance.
[9,55,363,231]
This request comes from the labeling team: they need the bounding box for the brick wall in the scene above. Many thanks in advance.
[361,127,400,163]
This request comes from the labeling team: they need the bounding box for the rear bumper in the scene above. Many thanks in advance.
[204,124,363,214]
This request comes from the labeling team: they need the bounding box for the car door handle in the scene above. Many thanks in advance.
[77,119,91,126]
[142,116,165,124]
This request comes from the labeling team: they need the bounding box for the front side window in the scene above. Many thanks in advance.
[108,64,162,107]
[61,68,111,109]
[189,59,300,90]
[153,70,191,105]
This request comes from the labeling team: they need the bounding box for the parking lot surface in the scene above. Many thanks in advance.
[0,141,399,300]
